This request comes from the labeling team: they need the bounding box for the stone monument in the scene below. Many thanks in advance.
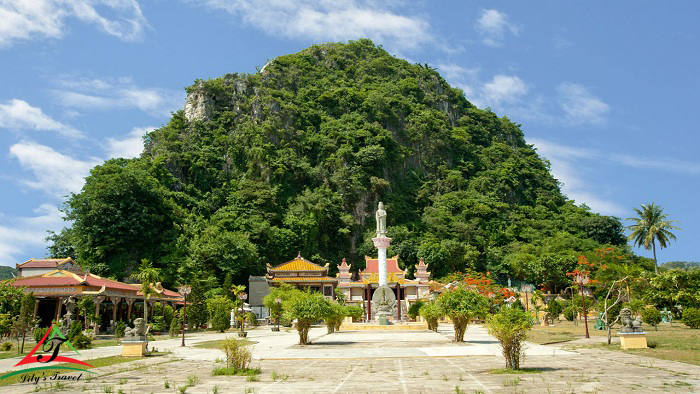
[122,318,149,356]
[371,202,396,325]
[618,308,647,349]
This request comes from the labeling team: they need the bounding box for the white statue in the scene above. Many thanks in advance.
[376,202,387,238]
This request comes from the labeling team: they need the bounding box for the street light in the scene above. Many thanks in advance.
[572,272,590,339]
[178,285,191,347]
[238,292,248,338]
[520,284,534,312]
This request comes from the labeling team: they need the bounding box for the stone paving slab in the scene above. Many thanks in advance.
[1,324,699,393]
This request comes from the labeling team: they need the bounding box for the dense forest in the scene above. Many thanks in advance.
[47,39,644,290]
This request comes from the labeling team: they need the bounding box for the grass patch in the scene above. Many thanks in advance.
[0,351,23,360]
[212,367,261,377]
[193,338,255,349]
[488,368,543,374]
[0,355,149,387]
[530,320,700,366]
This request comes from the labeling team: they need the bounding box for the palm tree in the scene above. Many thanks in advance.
[131,260,161,325]
[627,203,680,275]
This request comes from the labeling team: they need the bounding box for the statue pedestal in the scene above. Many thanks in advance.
[122,339,148,357]
[619,332,647,350]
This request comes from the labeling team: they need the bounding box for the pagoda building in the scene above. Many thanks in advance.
[7,258,183,331]
[336,256,432,321]
[264,253,337,298]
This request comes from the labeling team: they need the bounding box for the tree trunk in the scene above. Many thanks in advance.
[144,298,148,325]
[652,240,658,275]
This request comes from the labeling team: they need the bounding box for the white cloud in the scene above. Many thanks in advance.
[194,0,432,51]
[0,99,82,138]
[0,203,64,266]
[481,75,528,106]
[51,77,183,117]
[557,82,610,125]
[613,154,700,175]
[529,138,625,215]
[9,141,100,198]
[475,9,518,47]
[105,126,154,159]
[0,0,148,48]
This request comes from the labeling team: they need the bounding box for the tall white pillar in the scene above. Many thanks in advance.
[372,237,392,287]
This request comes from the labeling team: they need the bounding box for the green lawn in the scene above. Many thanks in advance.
[193,338,256,349]
[526,319,700,365]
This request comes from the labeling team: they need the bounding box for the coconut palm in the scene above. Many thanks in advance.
[627,203,680,275]
[131,259,161,325]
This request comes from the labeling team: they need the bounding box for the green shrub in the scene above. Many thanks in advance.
[33,327,48,343]
[323,301,345,334]
[1,341,13,351]
[115,321,126,338]
[641,308,661,331]
[71,332,92,349]
[169,310,182,338]
[67,322,83,341]
[207,296,234,333]
[245,312,258,327]
[683,308,700,329]
[419,300,443,332]
[562,306,576,321]
[486,307,533,370]
[219,337,252,371]
[511,299,525,311]
[284,291,330,345]
[407,300,424,320]
[437,286,488,342]
[647,340,658,348]
[345,305,363,322]
[546,300,562,323]
[150,316,166,332]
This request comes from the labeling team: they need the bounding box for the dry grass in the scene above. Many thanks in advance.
[527,319,700,365]
[527,319,608,344]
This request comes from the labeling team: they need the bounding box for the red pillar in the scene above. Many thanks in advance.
[396,283,401,321]
[366,284,371,321]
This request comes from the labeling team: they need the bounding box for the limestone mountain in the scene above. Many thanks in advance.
[57,39,628,290]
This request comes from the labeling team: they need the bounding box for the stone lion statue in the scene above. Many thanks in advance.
[125,318,147,338]
[619,308,643,333]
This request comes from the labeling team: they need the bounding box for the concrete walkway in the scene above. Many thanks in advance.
[2,323,573,372]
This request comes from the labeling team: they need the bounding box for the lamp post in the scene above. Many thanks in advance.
[178,285,191,347]
[521,284,534,312]
[238,292,248,338]
[573,273,590,339]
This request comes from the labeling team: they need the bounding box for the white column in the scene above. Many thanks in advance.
[378,247,387,286]
[372,237,392,287]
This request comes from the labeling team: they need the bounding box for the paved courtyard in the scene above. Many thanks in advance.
[1,324,699,393]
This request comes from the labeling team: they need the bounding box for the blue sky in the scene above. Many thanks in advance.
[0,1,698,267]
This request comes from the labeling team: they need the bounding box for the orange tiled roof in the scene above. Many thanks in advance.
[17,257,75,269]
[270,277,336,283]
[269,255,326,272]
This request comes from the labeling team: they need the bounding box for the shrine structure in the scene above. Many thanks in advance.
[8,258,183,332]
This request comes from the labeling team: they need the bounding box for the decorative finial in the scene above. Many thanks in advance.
[297,251,301,259]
